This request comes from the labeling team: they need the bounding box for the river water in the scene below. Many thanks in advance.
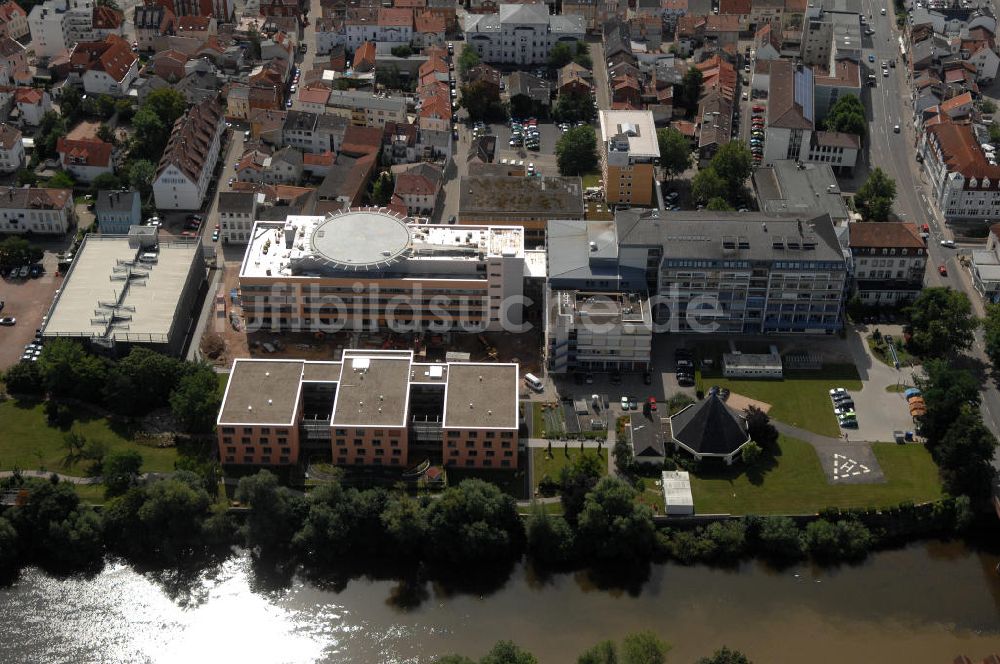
[1,542,1000,664]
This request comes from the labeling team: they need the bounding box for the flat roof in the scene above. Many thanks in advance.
[218,359,304,425]
[312,209,412,269]
[443,363,519,429]
[44,236,201,342]
[331,352,413,427]
[599,110,660,158]
[302,361,343,382]
[753,161,851,222]
[459,176,584,219]
[661,470,694,510]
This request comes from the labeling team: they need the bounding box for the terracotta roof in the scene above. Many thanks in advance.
[814,59,860,88]
[0,122,19,150]
[354,40,376,71]
[814,131,860,149]
[0,35,21,57]
[345,7,378,25]
[57,136,112,168]
[339,124,382,157]
[92,5,122,30]
[415,9,445,33]
[298,86,330,105]
[926,118,1000,186]
[97,35,137,82]
[177,15,212,31]
[394,169,440,196]
[304,151,334,166]
[705,14,740,33]
[0,186,70,210]
[14,87,40,104]
[719,0,750,14]
[941,91,973,113]
[0,1,26,22]
[378,7,413,27]
[849,222,924,249]
[156,97,223,183]
[419,94,451,121]
[767,60,812,130]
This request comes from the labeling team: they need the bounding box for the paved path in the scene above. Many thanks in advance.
[0,470,101,485]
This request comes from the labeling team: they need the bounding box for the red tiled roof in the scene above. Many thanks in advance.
[298,86,330,105]
[378,7,412,27]
[177,15,212,31]
[0,122,19,150]
[14,87,39,104]
[849,222,924,249]
[719,0,750,15]
[354,40,376,70]
[340,125,382,157]
[97,35,137,82]
[415,9,445,33]
[394,172,437,196]
[0,1,25,22]
[941,91,973,112]
[57,137,112,168]
[156,97,223,182]
[304,151,334,166]
[926,118,1000,186]
[92,5,122,30]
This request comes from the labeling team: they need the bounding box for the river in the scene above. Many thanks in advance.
[1,541,1000,664]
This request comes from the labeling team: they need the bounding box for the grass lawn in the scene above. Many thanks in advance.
[518,501,565,516]
[581,172,601,188]
[696,363,862,437]
[0,399,179,475]
[531,447,606,492]
[72,483,107,504]
[690,435,942,515]
[531,401,565,438]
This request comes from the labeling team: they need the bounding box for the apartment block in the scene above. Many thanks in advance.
[238,208,525,333]
[463,3,585,66]
[0,186,73,235]
[325,89,408,128]
[919,117,1000,222]
[217,351,520,470]
[153,97,224,210]
[598,110,660,207]
[615,210,848,334]
[848,222,927,306]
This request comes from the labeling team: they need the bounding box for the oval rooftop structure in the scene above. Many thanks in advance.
[309,208,412,270]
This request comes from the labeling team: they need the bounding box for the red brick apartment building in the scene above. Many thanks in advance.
[217,350,520,470]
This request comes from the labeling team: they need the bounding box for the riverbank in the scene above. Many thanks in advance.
[1,542,999,663]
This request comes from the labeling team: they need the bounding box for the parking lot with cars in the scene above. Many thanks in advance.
[0,252,61,369]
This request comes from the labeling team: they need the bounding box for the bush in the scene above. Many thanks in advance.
[526,509,575,567]
[44,400,73,428]
[3,361,44,394]
[754,516,804,561]
[801,519,873,562]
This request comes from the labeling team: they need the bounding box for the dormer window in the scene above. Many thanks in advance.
[985,178,992,188]
[970,177,978,188]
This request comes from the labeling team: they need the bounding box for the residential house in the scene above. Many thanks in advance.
[0,36,29,85]
[390,162,441,216]
[0,1,28,42]
[972,223,1000,302]
[812,58,861,119]
[69,34,138,96]
[282,109,348,154]
[315,17,344,55]
[719,0,751,31]
[466,62,502,97]
[150,48,189,81]
[28,0,94,59]
[218,190,259,243]
[849,222,927,306]
[13,87,50,126]
[413,9,445,48]
[0,186,74,234]
[57,122,113,182]
[90,4,122,39]
[505,71,551,116]
[0,121,21,172]
[176,14,215,38]
[263,146,303,184]
[377,7,412,43]
[325,88,407,127]
[382,120,419,164]
[755,20,782,61]
[153,97,225,210]
[919,117,1000,223]
[344,7,378,47]
[134,4,176,52]
[94,189,141,234]
[557,61,592,97]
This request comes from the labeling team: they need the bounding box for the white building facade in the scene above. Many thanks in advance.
[463,4,585,66]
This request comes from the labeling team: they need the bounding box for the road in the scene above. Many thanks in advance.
[861,2,1000,491]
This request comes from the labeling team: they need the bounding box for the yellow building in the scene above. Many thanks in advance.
[599,110,660,207]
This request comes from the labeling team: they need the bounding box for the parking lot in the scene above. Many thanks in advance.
[0,252,62,370]
[488,120,566,176]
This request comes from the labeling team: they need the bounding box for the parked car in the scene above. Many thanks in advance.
[646,397,657,412]
[830,387,849,398]
[0,316,15,325]
[940,239,956,248]
[621,395,630,410]
[938,264,947,276]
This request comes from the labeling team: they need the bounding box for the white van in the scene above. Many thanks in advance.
[524,373,544,392]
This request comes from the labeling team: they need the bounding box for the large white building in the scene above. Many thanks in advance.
[547,289,652,374]
[919,117,1000,222]
[153,98,225,211]
[238,209,526,333]
[463,4,585,65]
[28,0,94,59]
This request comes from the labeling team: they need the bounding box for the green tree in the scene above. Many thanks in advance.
[381,493,428,556]
[132,89,187,160]
[710,141,753,201]
[96,123,116,145]
[744,406,778,450]
[103,348,187,415]
[424,479,522,566]
[801,519,873,562]
[706,197,734,211]
[370,171,395,206]
[59,85,83,123]
[293,483,389,564]
[548,41,574,69]
[458,47,481,76]
[754,516,804,560]
[525,508,575,566]
[460,80,506,122]
[127,159,157,194]
[691,167,727,203]
[574,41,592,68]
[980,99,997,114]
[46,171,75,189]
[16,169,38,186]
[823,94,867,139]
[36,110,68,160]
[854,167,896,221]
[2,360,43,394]
[9,481,104,574]
[696,646,752,664]
[556,125,598,176]
[169,364,222,433]
[905,287,978,357]
[681,66,703,115]
[576,477,656,562]
[553,89,595,123]
[578,641,618,664]
[390,44,412,58]
[935,409,997,500]
[982,303,1000,368]
[90,172,122,193]
[61,431,87,468]
[916,359,982,444]
[102,450,143,498]
[740,441,763,466]
[656,127,691,179]
[0,236,42,269]
[481,641,538,664]
[37,338,108,400]
[236,470,307,559]
[621,631,670,664]
[559,452,604,522]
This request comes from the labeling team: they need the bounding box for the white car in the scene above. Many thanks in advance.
[829,387,848,399]
[621,396,629,410]
[940,239,956,248]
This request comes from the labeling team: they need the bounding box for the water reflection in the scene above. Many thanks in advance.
[1,543,1000,664]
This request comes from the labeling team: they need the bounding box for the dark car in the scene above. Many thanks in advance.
[677,374,695,387]
[643,371,652,385]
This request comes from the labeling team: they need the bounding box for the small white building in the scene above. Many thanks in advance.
[218,191,260,244]
[723,348,783,379]
[153,98,224,211]
[0,186,74,235]
[0,122,23,173]
[661,470,694,516]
